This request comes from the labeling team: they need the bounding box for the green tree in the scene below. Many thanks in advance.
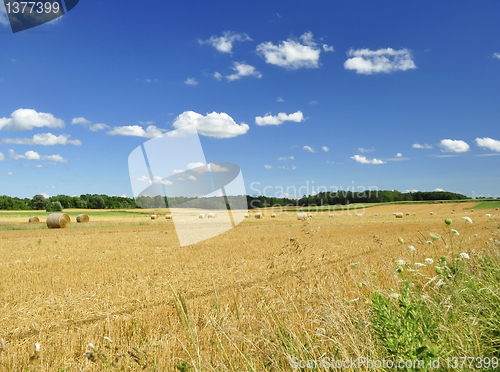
[31,194,48,210]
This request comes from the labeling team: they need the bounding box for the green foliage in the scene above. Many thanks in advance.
[46,201,63,212]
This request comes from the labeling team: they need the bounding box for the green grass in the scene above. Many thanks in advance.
[471,201,500,210]
[0,210,154,218]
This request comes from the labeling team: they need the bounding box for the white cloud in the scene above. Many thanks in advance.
[440,139,470,153]
[89,123,110,131]
[171,111,249,138]
[0,152,3,161]
[344,48,416,75]
[351,154,386,164]
[72,117,109,131]
[226,62,261,81]
[9,149,67,162]
[208,163,229,172]
[322,146,329,152]
[277,97,284,102]
[187,162,206,170]
[256,31,323,70]
[2,133,81,146]
[185,77,198,86]
[137,175,172,185]
[435,188,444,192]
[255,111,304,126]
[199,31,252,53]
[187,175,197,181]
[309,100,318,105]
[40,192,50,199]
[323,44,334,52]
[264,164,273,169]
[214,72,222,81]
[358,147,374,153]
[278,165,297,170]
[476,137,500,152]
[72,117,92,125]
[396,153,402,157]
[412,143,432,149]
[108,125,165,138]
[303,145,316,153]
[277,156,294,161]
[493,53,500,60]
[0,109,64,131]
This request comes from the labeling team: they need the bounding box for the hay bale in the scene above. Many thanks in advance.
[199,214,205,219]
[430,212,434,215]
[208,213,217,219]
[151,214,158,220]
[471,209,474,212]
[46,213,70,229]
[255,213,263,219]
[29,216,40,223]
[329,214,334,217]
[307,213,313,219]
[165,214,172,219]
[297,212,307,220]
[76,214,89,223]
[486,214,492,217]
[395,213,403,219]
[414,213,417,216]
[244,214,249,218]
[374,213,378,216]
[271,214,276,218]
[406,212,410,216]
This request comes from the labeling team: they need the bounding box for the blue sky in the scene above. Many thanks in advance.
[1,0,499,199]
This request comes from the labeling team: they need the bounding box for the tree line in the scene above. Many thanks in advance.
[0,190,483,211]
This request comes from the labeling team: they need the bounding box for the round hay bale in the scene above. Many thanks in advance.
[208,213,217,219]
[255,213,263,219]
[199,214,205,219]
[329,214,335,217]
[76,214,89,223]
[414,213,417,216]
[430,212,434,215]
[244,214,249,218]
[165,214,172,219]
[297,212,307,220]
[471,209,474,212]
[151,214,158,220]
[395,213,403,219]
[271,214,276,218]
[46,213,70,229]
[374,213,378,216]
[29,216,40,223]
[406,212,410,216]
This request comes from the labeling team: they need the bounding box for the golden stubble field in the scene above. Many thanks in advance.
[0,202,497,370]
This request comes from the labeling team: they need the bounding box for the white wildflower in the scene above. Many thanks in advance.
[414,262,426,267]
[424,258,434,265]
[459,253,470,260]
[395,259,406,266]
[451,229,459,236]
[407,245,416,252]
[388,293,400,299]
[462,216,473,224]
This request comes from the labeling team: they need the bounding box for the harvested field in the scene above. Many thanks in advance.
[0,202,498,370]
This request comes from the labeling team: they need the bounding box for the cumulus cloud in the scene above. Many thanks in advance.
[277,156,294,161]
[108,125,165,138]
[322,146,329,152]
[476,137,500,152]
[256,32,325,69]
[396,153,402,157]
[214,72,222,80]
[323,44,334,52]
[440,139,470,153]
[493,53,500,60]
[199,31,252,53]
[264,165,273,169]
[137,175,173,185]
[351,154,386,164]
[278,165,297,170]
[2,133,81,146]
[226,62,262,81]
[435,188,444,192]
[412,143,432,149]
[303,146,316,153]
[0,152,4,161]
[184,77,198,86]
[277,97,284,102]
[344,48,416,75]
[255,111,304,126]
[0,4,9,26]
[171,111,249,138]
[72,117,109,131]
[0,109,64,131]
[9,149,67,162]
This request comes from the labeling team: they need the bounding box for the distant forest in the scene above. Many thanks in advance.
[0,190,491,211]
